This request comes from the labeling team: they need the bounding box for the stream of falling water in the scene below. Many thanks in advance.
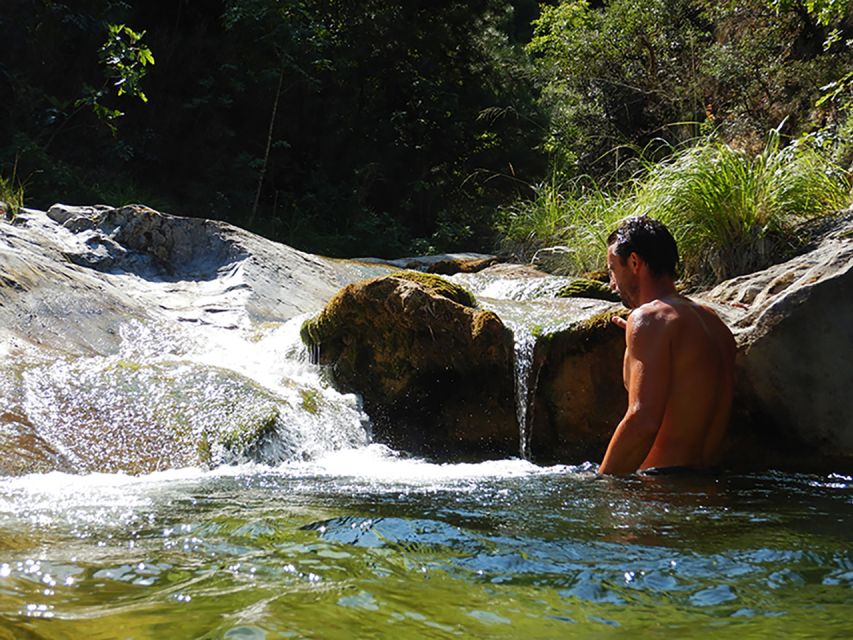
[449,272,614,461]
[509,324,535,459]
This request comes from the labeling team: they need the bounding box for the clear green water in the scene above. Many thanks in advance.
[0,447,850,639]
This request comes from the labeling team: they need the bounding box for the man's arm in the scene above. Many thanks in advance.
[598,308,671,474]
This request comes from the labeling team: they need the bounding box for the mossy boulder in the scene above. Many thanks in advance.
[556,277,619,302]
[426,256,500,275]
[528,308,628,463]
[301,272,517,459]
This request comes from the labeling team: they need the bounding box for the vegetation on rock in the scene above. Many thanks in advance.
[298,273,516,458]
[556,278,619,302]
[388,271,478,308]
[301,272,477,349]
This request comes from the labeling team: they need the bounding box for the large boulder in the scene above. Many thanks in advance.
[300,271,518,458]
[0,204,383,474]
[527,309,627,464]
[705,209,853,467]
[0,204,392,354]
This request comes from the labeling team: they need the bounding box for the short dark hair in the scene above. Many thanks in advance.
[607,216,678,278]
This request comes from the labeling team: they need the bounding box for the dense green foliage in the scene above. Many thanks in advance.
[2,0,851,271]
[1,0,542,257]
[503,0,853,283]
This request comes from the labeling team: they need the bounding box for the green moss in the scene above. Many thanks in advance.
[300,271,477,349]
[197,431,212,465]
[530,324,544,338]
[300,286,350,347]
[300,389,321,415]
[112,359,143,372]
[221,406,280,453]
[389,270,477,307]
[575,308,629,334]
[582,270,609,283]
[248,322,283,343]
[556,277,619,302]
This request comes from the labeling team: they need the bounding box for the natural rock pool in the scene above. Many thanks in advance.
[2,205,852,637]
[0,449,850,638]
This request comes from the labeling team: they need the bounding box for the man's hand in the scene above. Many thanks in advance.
[611,315,627,330]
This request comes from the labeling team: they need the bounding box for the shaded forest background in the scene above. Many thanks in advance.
[1,0,851,258]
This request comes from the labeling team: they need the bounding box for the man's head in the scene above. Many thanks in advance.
[606,217,678,307]
[607,216,678,278]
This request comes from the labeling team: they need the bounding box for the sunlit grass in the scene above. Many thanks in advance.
[629,131,852,284]
[495,176,628,275]
[0,174,24,216]
[497,132,852,285]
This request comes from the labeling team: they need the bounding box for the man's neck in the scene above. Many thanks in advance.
[638,276,677,306]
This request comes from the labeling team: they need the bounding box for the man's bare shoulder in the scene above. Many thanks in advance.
[627,299,680,331]
[624,301,679,349]
[648,295,736,356]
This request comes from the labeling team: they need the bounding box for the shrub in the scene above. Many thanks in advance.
[629,131,852,284]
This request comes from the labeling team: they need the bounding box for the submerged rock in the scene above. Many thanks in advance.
[301,271,517,458]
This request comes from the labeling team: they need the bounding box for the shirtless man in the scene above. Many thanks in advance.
[598,217,736,475]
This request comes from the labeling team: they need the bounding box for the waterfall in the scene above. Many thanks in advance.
[449,272,612,463]
[511,325,536,460]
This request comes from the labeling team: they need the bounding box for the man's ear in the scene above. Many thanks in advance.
[628,251,642,273]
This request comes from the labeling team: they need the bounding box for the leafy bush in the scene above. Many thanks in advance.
[0,173,24,215]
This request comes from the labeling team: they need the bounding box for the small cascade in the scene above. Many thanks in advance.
[450,271,614,462]
[510,325,537,460]
[15,314,371,473]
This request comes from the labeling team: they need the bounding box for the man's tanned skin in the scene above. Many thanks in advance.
[598,218,736,475]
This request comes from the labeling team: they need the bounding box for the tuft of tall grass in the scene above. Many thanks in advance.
[495,176,569,259]
[495,131,851,285]
[628,131,852,284]
[0,174,24,217]
[495,176,628,274]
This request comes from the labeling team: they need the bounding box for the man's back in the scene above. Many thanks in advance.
[632,295,736,471]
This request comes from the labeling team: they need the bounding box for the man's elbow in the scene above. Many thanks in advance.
[622,407,662,440]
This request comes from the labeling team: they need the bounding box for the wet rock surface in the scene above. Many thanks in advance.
[527,310,627,464]
[705,207,853,466]
[0,204,382,474]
